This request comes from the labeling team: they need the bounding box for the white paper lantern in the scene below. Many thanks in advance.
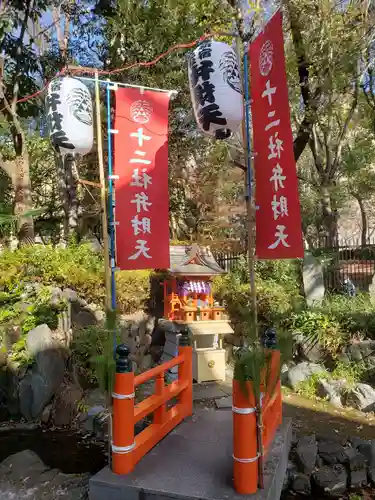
[46,77,93,156]
[188,40,243,139]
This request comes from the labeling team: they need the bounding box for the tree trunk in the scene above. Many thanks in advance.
[56,153,79,242]
[355,195,367,247]
[320,183,338,247]
[14,153,34,245]
[65,155,79,240]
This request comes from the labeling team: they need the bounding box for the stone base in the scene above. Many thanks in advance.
[90,410,292,500]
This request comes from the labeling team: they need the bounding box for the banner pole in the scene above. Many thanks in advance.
[243,44,259,342]
[234,34,258,346]
[106,82,118,356]
[235,8,263,488]
[94,71,111,310]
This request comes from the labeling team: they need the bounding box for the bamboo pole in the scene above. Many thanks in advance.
[94,71,111,310]
[241,46,258,342]
[234,4,263,487]
[241,41,264,488]
[234,30,258,341]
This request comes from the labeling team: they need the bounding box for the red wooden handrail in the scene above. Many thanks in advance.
[233,350,282,495]
[134,354,184,387]
[112,344,193,475]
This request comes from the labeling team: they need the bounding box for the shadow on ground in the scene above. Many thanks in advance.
[283,392,375,441]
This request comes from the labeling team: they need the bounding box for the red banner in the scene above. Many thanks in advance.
[250,11,303,259]
[114,88,171,270]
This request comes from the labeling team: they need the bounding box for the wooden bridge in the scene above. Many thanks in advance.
[90,336,290,500]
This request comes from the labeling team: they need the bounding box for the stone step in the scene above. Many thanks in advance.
[89,410,292,500]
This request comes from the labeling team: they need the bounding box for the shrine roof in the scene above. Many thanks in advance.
[167,244,225,276]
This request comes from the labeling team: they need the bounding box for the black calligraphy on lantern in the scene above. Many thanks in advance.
[190,41,228,133]
[198,103,227,131]
[46,80,75,150]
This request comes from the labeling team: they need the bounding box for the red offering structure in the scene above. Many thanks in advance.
[163,244,226,323]
[159,244,234,384]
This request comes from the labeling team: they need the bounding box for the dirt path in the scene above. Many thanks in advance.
[283,390,375,441]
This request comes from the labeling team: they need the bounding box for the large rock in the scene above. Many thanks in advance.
[316,379,343,408]
[358,440,375,467]
[318,440,347,465]
[0,449,48,480]
[369,467,375,484]
[344,340,375,365]
[3,367,21,416]
[312,464,347,497]
[0,404,9,422]
[0,450,89,499]
[303,254,325,307]
[53,384,84,427]
[295,435,318,474]
[26,324,54,355]
[72,310,97,328]
[349,436,369,449]
[345,383,375,412]
[283,460,298,491]
[344,448,367,488]
[62,288,79,303]
[19,325,65,420]
[286,362,326,390]
[84,388,107,408]
[291,473,311,495]
[299,339,326,364]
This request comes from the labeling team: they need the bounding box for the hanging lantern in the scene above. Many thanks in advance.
[46,77,93,156]
[187,40,243,140]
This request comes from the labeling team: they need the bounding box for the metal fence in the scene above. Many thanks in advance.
[213,251,245,272]
[314,240,375,292]
[214,240,375,292]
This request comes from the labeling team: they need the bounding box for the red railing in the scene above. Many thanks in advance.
[112,342,193,474]
[232,350,282,494]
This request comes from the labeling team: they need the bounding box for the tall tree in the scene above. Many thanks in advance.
[0,0,53,245]
[103,0,245,244]
[285,0,375,245]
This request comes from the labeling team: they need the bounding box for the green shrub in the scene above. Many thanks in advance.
[213,259,303,337]
[319,293,375,339]
[256,279,302,323]
[287,309,346,357]
[255,259,300,291]
[0,285,67,337]
[0,244,153,314]
[8,334,34,366]
[71,324,106,385]
[71,312,121,396]
[331,361,366,388]
[0,244,104,304]
[296,372,325,399]
[295,362,366,401]
[116,270,152,314]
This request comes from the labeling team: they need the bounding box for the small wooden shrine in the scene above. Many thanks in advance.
[160,244,233,383]
[163,243,226,322]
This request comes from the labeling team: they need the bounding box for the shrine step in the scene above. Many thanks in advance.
[89,410,292,500]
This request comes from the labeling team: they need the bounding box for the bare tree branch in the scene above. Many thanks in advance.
[309,126,324,178]
[329,79,359,179]
[284,0,323,162]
